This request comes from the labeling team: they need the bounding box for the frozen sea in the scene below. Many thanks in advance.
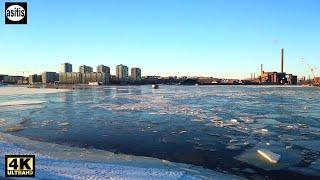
[0,85,320,179]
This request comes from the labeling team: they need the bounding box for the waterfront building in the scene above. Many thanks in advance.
[142,76,160,84]
[59,72,109,85]
[29,74,42,84]
[0,74,8,83]
[97,65,110,74]
[82,72,109,84]
[130,67,141,81]
[197,77,222,85]
[259,49,297,85]
[41,72,58,84]
[260,71,287,84]
[60,63,73,73]
[314,77,320,86]
[1,75,26,84]
[79,65,93,73]
[116,64,128,81]
[59,72,81,84]
[287,74,297,85]
[8,76,24,84]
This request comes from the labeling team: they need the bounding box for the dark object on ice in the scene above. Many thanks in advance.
[152,84,159,89]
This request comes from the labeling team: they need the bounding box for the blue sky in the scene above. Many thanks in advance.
[0,0,319,78]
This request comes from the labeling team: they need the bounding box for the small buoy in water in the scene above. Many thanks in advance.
[152,84,159,89]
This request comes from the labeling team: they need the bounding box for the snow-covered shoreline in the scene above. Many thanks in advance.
[0,86,70,96]
[0,132,244,179]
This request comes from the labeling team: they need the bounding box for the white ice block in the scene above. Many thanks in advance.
[257,149,280,164]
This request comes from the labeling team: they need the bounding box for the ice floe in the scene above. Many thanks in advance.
[235,141,301,170]
[257,149,280,164]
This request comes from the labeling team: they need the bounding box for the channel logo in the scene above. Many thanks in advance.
[5,155,35,177]
[5,2,27,24]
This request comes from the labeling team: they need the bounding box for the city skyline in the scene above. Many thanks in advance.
[1,0,319,78]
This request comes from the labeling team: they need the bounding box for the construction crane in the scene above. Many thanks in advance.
[301,58,317,79]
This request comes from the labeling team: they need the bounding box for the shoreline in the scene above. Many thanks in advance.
[0,132,243,179]
[0,86,70,96]
[12,83,320,89]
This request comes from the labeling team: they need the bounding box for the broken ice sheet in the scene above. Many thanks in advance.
[234,141,301,170]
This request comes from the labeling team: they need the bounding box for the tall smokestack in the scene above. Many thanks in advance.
[281,48,284,73]
[261,64,263,75]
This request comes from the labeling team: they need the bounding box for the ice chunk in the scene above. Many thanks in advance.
[230,119,238,124]
[57,122,70,126]
[257,149,280,164]
[235,142,301,170]
[178,130,187,134]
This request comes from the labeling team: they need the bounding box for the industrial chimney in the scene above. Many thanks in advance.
[281,48,284,73]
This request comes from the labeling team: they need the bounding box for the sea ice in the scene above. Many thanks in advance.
[235,141,301,170]
[257,149,280,164]
[230,119,239,124]
[58,122,70,126]
[0,132,245,179]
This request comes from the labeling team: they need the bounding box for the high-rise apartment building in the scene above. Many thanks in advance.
[79,65,93,73]
[60,63,72,73]
[97,65,110,74]
[130,67,141,81]
[116,64,128,80]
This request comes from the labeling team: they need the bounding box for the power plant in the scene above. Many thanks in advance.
[259,48,297,85]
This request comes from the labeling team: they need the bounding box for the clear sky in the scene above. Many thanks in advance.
[0,0,319,78]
